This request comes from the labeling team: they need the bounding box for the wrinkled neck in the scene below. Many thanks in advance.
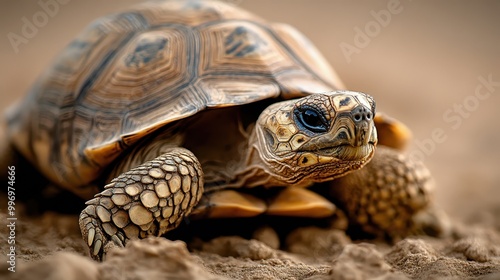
[228,125,278,188]
[231,124,311,188]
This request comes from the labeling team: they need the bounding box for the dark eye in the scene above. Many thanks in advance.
[295,107,328,133]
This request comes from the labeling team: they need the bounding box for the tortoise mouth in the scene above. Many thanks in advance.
[316,142,375,161]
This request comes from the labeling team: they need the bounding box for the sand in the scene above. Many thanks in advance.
[1,203,500,279]
[1,1,500,279]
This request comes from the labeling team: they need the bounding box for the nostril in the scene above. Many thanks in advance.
[352,106,372,122]
[366,112,372,120]
[353,113,362,122]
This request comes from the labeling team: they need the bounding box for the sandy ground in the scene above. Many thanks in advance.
[1,1,500,279]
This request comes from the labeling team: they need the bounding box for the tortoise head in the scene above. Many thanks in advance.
[254,90,377,185]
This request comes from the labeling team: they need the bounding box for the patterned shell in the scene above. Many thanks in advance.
[6,0,343,189]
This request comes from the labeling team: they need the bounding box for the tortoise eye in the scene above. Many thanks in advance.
[295,107,328,133]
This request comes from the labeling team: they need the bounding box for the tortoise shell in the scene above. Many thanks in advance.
[5,0,344,192]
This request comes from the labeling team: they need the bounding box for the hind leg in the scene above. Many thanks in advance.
[79,147,204,261]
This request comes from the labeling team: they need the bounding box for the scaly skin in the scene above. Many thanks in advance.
[79,148,203,261]
[329,145,433,239]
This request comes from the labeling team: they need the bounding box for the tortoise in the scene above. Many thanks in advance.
[2,0,434,260]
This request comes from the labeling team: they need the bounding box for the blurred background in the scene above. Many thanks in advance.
[1,0,499,220]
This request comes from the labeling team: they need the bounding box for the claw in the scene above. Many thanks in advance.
[111,235,124,247]
[117,231,125,243]
[93,239,102,257]
[87,228,95,246]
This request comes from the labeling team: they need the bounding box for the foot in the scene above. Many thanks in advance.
[79,148,203,261]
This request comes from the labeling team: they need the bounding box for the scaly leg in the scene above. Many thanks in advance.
[79,148,203,260]
[329,146,433,238]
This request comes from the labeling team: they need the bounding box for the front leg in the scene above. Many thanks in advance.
[79,148,203,261]
[329,145,433,238]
